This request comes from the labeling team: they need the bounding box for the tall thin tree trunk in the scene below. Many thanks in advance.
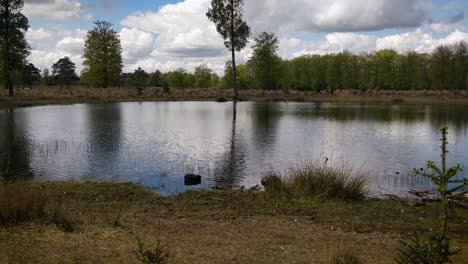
[440,128,448,241]
[230,0,238,97]
[466,71,468,94]
[4,3,14,97]
[104,66,108,88]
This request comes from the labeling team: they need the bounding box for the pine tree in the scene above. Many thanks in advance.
[52,57,76,89]
[207,0,250,97]
[0,0,29,97]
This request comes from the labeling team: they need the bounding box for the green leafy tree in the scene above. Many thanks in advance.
[130,67,148,96]
[82,21,122,88]
[249,32,281,90]
[149,70,163,87]
[194,64,212,89]
[167,68,189,89]
[22,63,40,88]
[52,57,77,89]
[0,0,29,97]
[429,45,453,90]
[207,0,250,97]
[41,68,51,86]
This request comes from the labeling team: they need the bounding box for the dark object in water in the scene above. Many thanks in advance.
[261,175,282,188]
[396,172,400,175]
[184,174,202,186]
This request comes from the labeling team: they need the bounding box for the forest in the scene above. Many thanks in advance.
[5,37,468,93]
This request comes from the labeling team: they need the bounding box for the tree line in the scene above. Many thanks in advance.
[1,0,468,98]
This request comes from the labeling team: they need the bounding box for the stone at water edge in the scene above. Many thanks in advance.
[261,175,282,189]
[184,174,202,186]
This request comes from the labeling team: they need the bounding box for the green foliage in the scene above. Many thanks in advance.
[130,67,148,95]
[166,68,192,89]
[149,70,163,87]
[0,0,30,96]
[22,63,41,87]
[41,68,51,86]
[206,0,250,52]
[82,21,123,88]
[249,32,282,90]
[397,126,466,264]
[162,79,170,93]
[194,64,213,88]
[218,41,468,92]
[135,236,171,264]
[397,230,458,264]
[52,57,77,88]
[207,0,251,96]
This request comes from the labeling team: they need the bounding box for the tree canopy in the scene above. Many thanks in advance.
[52,57,77,89]
[22,63,40,87]
[249,32,282,90]
[194,64,213,89]
[0,0,29,96]
[82,21,122,88]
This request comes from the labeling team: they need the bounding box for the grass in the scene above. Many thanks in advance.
[0,181,466,263]
[0,183,48,226]
[263,162,368,201]
[1,87,468,109]
[328,243,361,264]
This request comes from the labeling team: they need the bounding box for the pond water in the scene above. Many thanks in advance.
[0,101,467,196]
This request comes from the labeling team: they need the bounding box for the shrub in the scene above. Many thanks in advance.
[215,97,228,102]
[397,126,466,263]
[135,236,171,264]
[0,183,48,226]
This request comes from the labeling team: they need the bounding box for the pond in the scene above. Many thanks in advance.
[0,101,467,196]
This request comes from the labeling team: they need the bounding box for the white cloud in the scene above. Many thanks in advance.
[24,0,82,20]
[122,0,225,59]
[26,28,53,41]
[294,30,468,57]
[56,37,85,54]
[119,27,155,61]
[244,0,432,34]
[29,49,83,73]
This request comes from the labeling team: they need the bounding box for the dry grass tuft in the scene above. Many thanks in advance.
[328,243,361,264]
[264,161,368,201]
[0,183,48,226]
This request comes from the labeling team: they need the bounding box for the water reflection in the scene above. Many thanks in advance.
[86,104,123,181]
[0,102,466,195]
[213,102,246,187]
[0,109,32,181]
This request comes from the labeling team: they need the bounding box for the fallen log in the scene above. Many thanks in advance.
[384,194,426,207]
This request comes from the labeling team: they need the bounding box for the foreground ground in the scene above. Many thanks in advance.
[1,182,467,263]
[1,87,468,109]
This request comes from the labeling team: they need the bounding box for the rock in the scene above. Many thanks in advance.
[261,175,282,189]
[184,174,201,186]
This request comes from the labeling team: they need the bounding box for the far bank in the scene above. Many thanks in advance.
[1,87,468,109]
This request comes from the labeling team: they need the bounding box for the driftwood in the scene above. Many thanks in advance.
[397,188,468,208]
[384,194,426,207]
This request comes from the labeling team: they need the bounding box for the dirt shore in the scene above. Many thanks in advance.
[1,87,468,109]
[0,182,467,263]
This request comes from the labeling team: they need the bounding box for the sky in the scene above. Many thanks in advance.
[24,0,468,75]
